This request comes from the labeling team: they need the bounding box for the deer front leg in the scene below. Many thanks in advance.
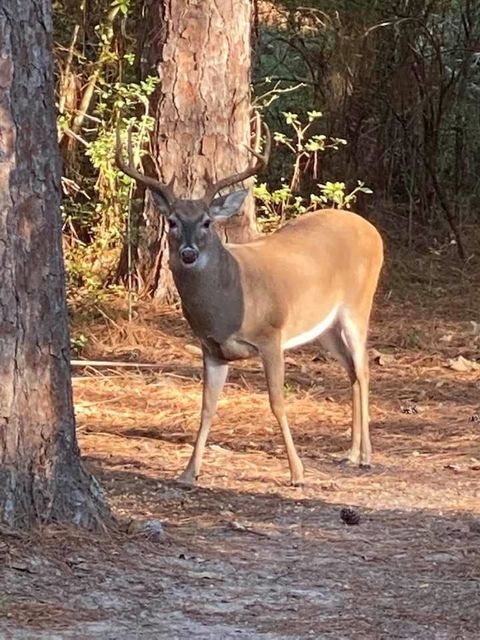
[178,351,229,485]
[261,345,304,486]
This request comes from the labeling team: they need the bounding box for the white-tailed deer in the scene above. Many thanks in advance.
[116,121,383,486]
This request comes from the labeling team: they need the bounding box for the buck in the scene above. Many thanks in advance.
[116,123,384,486]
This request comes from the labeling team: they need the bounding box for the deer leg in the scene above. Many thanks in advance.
[178,351,229,485]
[336,315,372,467]
[321,327,362,464]
[261,345,304,486]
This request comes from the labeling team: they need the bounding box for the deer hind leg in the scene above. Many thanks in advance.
[178,350,229,485]
[321,315,371,467]
[340,312,371,467]
[261,345,304,486]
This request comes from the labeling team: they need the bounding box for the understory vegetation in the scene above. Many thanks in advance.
[53,0,480,323]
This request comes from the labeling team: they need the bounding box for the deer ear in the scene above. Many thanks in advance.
[151,190,171,215]
[209,189,249,220]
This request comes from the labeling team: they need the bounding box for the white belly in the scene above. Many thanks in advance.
[282,305,339,350]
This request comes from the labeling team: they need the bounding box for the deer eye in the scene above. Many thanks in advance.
[202,219,211,229]
[167,218,177,230]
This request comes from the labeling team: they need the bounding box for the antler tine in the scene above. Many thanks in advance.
[115,120,175,207]
[203,115,271,203]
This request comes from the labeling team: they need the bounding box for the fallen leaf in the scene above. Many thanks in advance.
[320,482,340,492]
[9,560,33,573]
[401,404,418,414]
[370,348,395,366]
[184,343,202,356]
[199,572,223,581]
[470,321,480,336]
[209,444,231,453]
[446,355,480,372]
[128,518,166,542]
[228,520,274,537]
[469,458,480,471]
[444,464,461,473]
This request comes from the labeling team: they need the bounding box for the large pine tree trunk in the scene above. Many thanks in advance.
[135,0,255,300]
[0,0,111,530]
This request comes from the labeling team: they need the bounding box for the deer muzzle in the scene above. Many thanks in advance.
[180,246,199,265]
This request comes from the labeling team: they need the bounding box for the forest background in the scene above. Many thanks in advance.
[55,0,480,333]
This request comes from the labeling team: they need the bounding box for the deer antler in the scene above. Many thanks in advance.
[203,111,271,203]
[115,121,175,208]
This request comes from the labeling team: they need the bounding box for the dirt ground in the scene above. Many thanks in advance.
[1,252,480,639]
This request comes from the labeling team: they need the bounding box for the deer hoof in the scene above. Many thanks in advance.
[332,449,361,466]
[291,480,305,488]
[177,471,197,486]
[290,472,305,488]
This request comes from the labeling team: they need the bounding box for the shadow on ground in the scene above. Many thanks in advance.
[1,459,479,639]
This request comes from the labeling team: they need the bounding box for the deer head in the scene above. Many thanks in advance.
[115,116,270,270]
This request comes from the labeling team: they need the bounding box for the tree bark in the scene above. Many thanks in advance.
[135,0,256,300]
[0,0,111,530]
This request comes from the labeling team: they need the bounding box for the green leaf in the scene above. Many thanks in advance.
[307,110,323,122]
[273,132,290,145]
[283,111,300,127]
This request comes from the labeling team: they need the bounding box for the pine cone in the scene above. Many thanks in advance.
[340,507,361,526]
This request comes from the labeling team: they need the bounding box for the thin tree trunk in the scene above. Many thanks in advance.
[135,0,255,299]
[0,0,111,530]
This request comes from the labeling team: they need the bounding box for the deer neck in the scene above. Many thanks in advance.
[171,236,244,346]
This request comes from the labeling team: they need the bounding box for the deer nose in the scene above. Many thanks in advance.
[180,247,199,265]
